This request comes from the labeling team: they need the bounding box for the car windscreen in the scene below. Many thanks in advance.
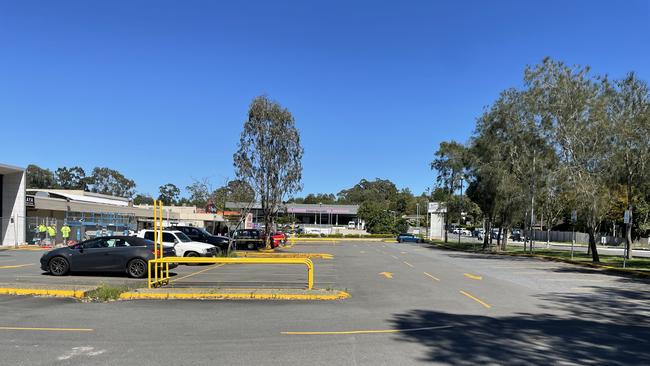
[175,232,192,242]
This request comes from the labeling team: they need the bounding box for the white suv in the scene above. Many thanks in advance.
[137,230,217,257]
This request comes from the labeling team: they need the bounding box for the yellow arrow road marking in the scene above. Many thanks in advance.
[464,273,482,280]
[0,264,34,269]
[379,272,393,279]
[423,272,440,281]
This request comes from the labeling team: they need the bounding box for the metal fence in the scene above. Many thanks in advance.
[528,230,650,249]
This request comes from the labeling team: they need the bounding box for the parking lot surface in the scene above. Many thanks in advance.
[2,241,650,365]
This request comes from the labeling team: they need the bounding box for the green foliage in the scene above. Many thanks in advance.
[133,193,154,205]
[185,178,212,208]
[358,201,396,234]
[26,164,57,189]
[233,95,304,244]
[55,166,88,190]
[213,179,256,209]
[158,183,180,205]
[87,167,136,198]
[85,284,130,302]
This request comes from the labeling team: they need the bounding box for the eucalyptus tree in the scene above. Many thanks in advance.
[525,58,612,262]
[606,73,650,258]
[431,140,467,243]
[234,95,304,247]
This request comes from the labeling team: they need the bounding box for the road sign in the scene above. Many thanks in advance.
[571,210,577,223]
[624,210,631,224]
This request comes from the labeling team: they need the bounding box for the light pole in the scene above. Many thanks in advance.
[458,175,463,246]
[319,202,322,227]
[416,203,420,230]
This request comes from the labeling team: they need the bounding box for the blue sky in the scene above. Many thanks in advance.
[1,0,649,198]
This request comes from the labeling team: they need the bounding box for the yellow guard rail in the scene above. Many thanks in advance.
[148,257,314,290]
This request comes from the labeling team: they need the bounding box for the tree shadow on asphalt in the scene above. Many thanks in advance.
[390,286,650,365]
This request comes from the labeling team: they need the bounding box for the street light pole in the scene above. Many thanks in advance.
[319,202,322,227]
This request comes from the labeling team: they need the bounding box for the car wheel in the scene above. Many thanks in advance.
[127,258,147,278]
[184,251,199,265]
[48,256,69,276]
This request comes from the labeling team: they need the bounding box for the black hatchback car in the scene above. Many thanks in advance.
[167,225,232,254]
[40,236,176,278]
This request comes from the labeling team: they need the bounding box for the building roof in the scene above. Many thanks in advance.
[27,189,130,207]
[0,163,25,175]
[226,201,359,214]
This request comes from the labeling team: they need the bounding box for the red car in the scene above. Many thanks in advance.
[270,232,286,248]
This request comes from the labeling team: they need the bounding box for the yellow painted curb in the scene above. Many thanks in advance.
[119,290,351,301]
[0,287,88,299]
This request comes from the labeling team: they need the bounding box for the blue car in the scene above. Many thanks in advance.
[397,233,422,243]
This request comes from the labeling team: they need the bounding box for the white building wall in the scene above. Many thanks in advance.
[2,171,26,246]
[427,202,446,240]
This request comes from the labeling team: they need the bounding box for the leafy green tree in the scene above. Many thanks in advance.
[213,179,255,210]
[26,164,57,189]
[605,73,650,258]
[87,167,136,198]
[358,201,394,234]
[133,193,154,205]
[55,166,88,190]
[233,95,304,247]
[337,178,398,206]
[525,58,611,262]
[158,183,180,205]
[431,141,466,243]
[186,178,212,208]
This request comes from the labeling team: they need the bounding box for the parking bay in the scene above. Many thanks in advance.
[0,248,339,291]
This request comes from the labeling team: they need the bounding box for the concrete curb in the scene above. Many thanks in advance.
[0,285,97,299]
[428,242,650,279]
[119,289,350,301]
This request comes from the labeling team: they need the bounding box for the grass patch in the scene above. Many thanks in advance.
[428,240,650,272]
[85,284,131,302]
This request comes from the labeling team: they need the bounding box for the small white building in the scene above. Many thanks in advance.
[427,202,446,240]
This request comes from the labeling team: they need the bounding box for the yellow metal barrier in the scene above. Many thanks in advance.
[148,257,314,290]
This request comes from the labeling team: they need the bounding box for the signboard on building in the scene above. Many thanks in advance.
[26,196,35,207]
[428,202,445,213]
[245,213,253,229]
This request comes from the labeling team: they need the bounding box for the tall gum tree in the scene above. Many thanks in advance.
[234,95,304,247]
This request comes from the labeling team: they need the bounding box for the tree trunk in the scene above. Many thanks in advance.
[496,226,502,250]
[625,181,633,259]
[501,226,509,251]
[482,219,490,250]
[444,209,449,243]
[587,227,600,263]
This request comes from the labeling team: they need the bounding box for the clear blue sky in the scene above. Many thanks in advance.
[1,0,649,198]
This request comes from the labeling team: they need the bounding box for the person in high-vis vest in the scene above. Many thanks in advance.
[38,224,47,244]
[61,224,71,245]
[47,225,56,244]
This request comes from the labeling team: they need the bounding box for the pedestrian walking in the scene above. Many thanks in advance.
[47,225,56,245]
[38,223,47,245]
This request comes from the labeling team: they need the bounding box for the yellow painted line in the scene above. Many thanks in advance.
[459,290,491,309]
[464,273,482,280]
[403,261,414,268]
[379,272,393,279]
[0,263,34,269]
[169,264,224,283]
[281,325,452,335]
[0,326,94,332]
[0,287,88,298]
[423,272,440,281]
[236,252,333,260]
[120,291,350,301]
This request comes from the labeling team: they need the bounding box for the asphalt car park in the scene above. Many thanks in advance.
[2,240,650,365]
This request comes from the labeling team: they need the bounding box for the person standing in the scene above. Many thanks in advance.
[47,225,57,245]
[38,223,47,245]
[61,224,71,245]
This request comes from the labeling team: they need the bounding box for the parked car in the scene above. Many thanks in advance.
[270,232,286,247]
[397,233,422,243]
[137,230,218,257]
[40,236,176,278]
[231,229,265,250]
[167,225,231,254]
